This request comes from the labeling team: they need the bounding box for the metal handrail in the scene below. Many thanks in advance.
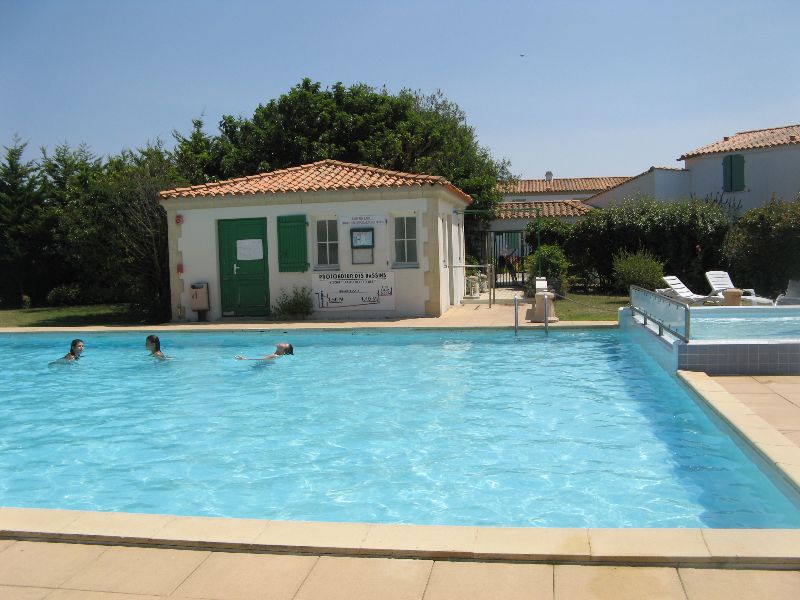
[629,285,691,342]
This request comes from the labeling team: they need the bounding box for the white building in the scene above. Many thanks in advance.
[159,160,471,321]
[588,124,800,210]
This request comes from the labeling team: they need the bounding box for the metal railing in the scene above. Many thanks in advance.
[629,285,691,341]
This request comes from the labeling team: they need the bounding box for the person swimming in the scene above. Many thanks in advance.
[234,342,293,361]
[52,339,84,364]
[145,334,166,360]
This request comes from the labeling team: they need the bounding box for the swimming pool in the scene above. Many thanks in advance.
[1,329,798,528]
[690,307,800,340]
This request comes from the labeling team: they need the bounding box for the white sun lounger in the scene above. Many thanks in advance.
[705,271,774,305]
[661,276,722,305]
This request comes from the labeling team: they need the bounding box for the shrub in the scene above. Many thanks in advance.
[272,286,313,319]
[21,294,31,309]
[465,255,480,277]
[723,196,800,296]
[46,284,83,306]
[524,217,574,248]
[525,244,571,295]
[612,250,664,293]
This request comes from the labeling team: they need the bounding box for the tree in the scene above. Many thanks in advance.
[177,79,511,239]
[0,137,45,306]
[173,118,217,185]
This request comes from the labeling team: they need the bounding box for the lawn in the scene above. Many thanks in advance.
[0,304,137,327]
[549,293,629,321]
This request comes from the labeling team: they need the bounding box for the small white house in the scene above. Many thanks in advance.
[588,124,800,210]
[158,160,471,321]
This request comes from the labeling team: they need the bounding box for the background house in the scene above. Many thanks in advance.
[588,124,800,210]
[488,174,629,286]
[159,160,471,321]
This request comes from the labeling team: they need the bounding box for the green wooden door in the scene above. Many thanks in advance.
[218,218,269,316]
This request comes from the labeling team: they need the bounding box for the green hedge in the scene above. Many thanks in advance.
[565,198,730,291]
[723,197,800,296]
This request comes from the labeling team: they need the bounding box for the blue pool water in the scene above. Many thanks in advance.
[690,307,800,339]
[1,329,799,528]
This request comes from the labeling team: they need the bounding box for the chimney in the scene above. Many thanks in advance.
[545,171,553,183]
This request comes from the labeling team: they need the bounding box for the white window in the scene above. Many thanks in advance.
[394,216,417,267]
[316,219,339,269]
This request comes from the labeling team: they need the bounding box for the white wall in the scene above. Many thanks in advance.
[587,169,690,208]
[168,192,466,321]
[687,146,800,211]
[587,171,657,208]
[653,169,691,200]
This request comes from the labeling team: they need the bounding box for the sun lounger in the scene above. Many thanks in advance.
[705,271,774,305]
[661,276,722,305]
[776,279,800,306]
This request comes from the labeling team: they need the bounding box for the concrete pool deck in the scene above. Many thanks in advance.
[2,305,800,598]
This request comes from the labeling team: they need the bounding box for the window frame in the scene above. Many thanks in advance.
[314,217,339,271]
[392,215,419,269]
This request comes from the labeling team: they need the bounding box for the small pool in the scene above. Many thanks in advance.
[1,329,799,528]
[690,307,800,340]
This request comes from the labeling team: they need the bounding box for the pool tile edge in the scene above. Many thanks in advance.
[2,508,800,567]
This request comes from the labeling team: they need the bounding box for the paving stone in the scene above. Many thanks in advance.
[554,565,685,600]
[0,541,105,587]
[294,556,432,600]
[680,567,800,600]
[424,560,553,600]
[61,545,209,596]
[173,552,318,600]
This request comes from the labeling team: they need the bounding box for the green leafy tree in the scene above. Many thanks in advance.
[0,137,47,306]
[180,79,511,242]
[173,118,217,185]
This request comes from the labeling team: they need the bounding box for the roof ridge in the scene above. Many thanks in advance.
[159,160,471,204]
[313,159,449,183]
[735,123,800,136]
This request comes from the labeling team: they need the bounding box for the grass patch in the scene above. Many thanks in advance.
[550,293,629,321]
[0,304,138,327]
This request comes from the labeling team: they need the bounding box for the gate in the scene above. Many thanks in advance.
[492,231,530,288]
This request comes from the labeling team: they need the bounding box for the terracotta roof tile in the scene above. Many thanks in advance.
[159,159,472,204]
[680,124,800,160]
[502,177,631,194]
[495,200,592,219]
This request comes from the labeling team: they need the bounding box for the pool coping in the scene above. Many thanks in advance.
[2,371,800,568]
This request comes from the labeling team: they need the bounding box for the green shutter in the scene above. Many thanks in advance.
[277,215,308,272]
[723,154,745,192]
[722,155,732,192]
[731,154,745,192]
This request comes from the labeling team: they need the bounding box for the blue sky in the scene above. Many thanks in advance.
[2,0,799,179]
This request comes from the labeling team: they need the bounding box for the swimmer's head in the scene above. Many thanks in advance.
[70,339,85,357]
[276,342,293,355]
[146,335,161,352]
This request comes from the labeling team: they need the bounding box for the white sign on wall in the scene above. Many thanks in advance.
[312,272,395,311]
[236,239,263,260]
[339,215,388,227]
